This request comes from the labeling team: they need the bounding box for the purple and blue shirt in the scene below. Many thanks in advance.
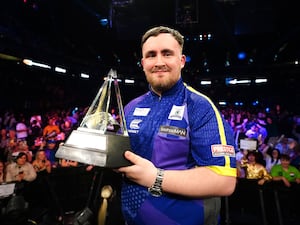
[122,78,237,225]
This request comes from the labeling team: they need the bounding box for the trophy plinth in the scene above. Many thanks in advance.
[55,69,131,168]
[56,128,131,168]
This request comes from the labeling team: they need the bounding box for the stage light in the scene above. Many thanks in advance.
[219,101,227,106]
[23,59,51,69]
[207,33,212,40]
[225,60,230,67]
[55,66,67,73]
[200,80,211,85]
[99,18,109,27]
[185,55,191,63]
[125,79,134,84]
[237,52,246,60]
[234,102,243,106]
[226,78,251,85]
[252,100,259,106]
[80,73,90,79]
[255,78,267,84]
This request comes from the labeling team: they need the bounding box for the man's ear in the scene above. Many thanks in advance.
[141,58,144,69]
[181,54,186,68]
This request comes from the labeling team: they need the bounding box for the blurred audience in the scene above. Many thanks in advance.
[5,152,36,183]
[0,102,300,224]
[15,113,29,142]
[43,139,59,167]
[0,160,5,183]
[43,117,60,142]
[59,158,78,167]
[239,151,272,185]
[0,128,7,161]
[32,150,52,174]
[264,148,281,173]
[271,154,300,187]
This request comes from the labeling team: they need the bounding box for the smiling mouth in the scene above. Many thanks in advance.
[152,69,168,73]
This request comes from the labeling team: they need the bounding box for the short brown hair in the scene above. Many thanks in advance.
[141,26,184,51]
[16,152,27,161]
[280,154,290,161]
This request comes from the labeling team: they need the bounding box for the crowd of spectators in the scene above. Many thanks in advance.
[0,103,299,180]
[0,107,88,224]
[222,104,300,182]
[0,103,300,224]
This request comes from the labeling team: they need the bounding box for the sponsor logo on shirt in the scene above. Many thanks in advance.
[168,105,184,120]
[211,144,235,157]
[159,125,187,137]
[133,108,150,116]
[130,119,142,129]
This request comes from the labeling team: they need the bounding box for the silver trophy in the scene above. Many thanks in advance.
[55,69,131,168]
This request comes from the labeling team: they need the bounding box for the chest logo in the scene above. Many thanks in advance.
[130,119,142,129]
[168,105,184,121]
[159,126,187,137]
[133,108,150,116]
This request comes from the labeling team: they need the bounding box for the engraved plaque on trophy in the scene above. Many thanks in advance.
[55,69,132,168]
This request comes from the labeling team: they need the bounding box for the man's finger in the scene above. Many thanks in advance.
[124,151,140,164]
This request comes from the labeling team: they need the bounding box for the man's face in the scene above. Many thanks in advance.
[141,33,186,95]
[17,155,27,165]
[281,159,290,168]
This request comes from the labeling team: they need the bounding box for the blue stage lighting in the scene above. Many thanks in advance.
[237,52,246,60]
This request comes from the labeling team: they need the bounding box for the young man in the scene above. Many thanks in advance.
[271,154,300,187]
[117,26,237,225]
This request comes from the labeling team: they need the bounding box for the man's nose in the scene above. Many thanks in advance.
[154,54,165,65]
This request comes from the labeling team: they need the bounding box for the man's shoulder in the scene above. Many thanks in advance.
[289,165,300,172]
[6,162,16,169]
[125,92,150,109]
[185,84,214,105]
[186,89,216,114]
[271,164,281,171]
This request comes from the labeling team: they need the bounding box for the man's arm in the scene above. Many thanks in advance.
[162,166,236,197]
[118,151,236,197]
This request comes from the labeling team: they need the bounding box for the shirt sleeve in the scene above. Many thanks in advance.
[188,93,236,177]
[24,163,37,182]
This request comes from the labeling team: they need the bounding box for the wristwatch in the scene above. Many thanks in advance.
[148,168,164,197]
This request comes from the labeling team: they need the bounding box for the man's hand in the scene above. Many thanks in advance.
[282,177,291,187]
[117,151,157,188]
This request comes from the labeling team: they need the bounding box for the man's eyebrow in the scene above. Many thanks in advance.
[143,50,156,57]
[161,49,174,54]
[145,50,156,55]
[144,49,174,56]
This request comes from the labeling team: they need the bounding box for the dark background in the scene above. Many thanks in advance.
[0,0,299,113]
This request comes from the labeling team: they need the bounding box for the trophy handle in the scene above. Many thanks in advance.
[80,79,108,128]
[114,77,128,136]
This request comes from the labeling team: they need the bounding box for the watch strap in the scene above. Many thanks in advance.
[148,168,164,197]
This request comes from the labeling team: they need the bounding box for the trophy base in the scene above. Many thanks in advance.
[55,128,132,168]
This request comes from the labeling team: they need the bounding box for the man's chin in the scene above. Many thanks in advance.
[152,83,171,93]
